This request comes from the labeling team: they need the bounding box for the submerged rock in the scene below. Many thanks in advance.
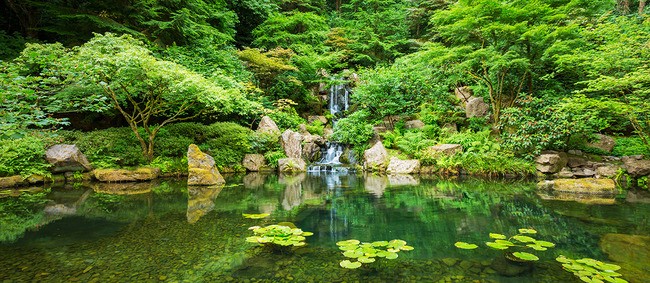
[93,167,160,182]
[45,144,93,173]
[187,144,225,186]
[537,178,616,195]
[363,141,389,172]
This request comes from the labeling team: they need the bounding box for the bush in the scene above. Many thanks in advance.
[60,128,146,168]
[332,110,375,149]
[250,131,281,154]
[0,135,51,177]
[264,150,287,169]
[612,136,650,157]
[199,122,253,167]
[305,120,325,136]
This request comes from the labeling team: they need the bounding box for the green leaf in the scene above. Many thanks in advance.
[512,235,536,243]
[385,252,398,260]
[343,250,364,258]
[400,245,414,251]
[489,233,507,239]
[486,242,510,250]
[357,257,376,263]
[454,242,478,250]
[340,260,362,269]
[518,228,537,234]
[337,239,360,246]
[535,240,555,248]
[512,252,539,261]
[526,244,548,251]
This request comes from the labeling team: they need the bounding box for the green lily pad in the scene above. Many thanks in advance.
[485,242,510,250]
[343,250,364,258]
[526,244,548,251]
[337,239,360,246]
[242,213,270,219]
[385,252,398,259]
[400,245,414,251]
[340,260,362,269]
[372,241,389,247]
[388,239,407,248]
[489,233,507,239]
[518,228,537,234]
[512,235,536,243]
[302,232,314,236]
[535,240,555,248]
[512,252,539,261]
[358,257,376,263]
[556,256,571,264]
[495,240,514,246]
[454,242,478,250]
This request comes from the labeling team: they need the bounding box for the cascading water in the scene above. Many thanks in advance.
[307,82,355,173]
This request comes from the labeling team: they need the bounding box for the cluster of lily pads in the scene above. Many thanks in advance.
[556,256,628,283]
[246,224,314,247]
[455,228,555,261]
[336,239,414,269]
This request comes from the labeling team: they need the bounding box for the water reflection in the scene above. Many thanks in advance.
[186,185,222,224]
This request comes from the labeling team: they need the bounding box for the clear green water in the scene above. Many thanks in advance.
[1,173,649,282]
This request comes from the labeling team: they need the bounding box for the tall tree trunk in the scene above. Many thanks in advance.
[640,0,647,15]
[5,0,38,38]
[618,0,631,14]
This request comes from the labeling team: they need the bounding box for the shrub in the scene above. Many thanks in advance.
[305,120,324,136]
[332,110,375,149]
[200,122,253,168]
[264,150,287,168]
[612,136,650,157]
[0,135,51,177]
[250,131,281,154]
[60,128,146,168]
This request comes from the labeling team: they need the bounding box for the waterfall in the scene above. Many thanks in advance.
[307,81,354,173]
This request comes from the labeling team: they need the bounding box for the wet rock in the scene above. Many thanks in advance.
[442,258,458,267]
[537,178,616,195]
[302,142,322,163]
[490,256,532,276]
[535,151,568,174]
[187,144,225,186]
[600,233,650,283]
[572,167,596,178]
[242,154,266,172]
[558,167,574,178]
[387,158,421,174]
[280,129,304,159]
[596,165,621,178]
[623,158,650,177]
[256,116,280,134]
[93,167,160,182]
[465,96,489,118]
[363,141,389,172]
[587,134,616,153]
[278,158,306,173]
[45,144,93,173]
[0,175,26,188]
[405,120,425,129]
[426,144,463,157]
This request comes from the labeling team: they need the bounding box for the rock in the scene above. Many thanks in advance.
[280,129,304,159]
[587,134,616,152]
[572,167,596,178]
[242,154,266,172]
[442,123,458,134]
[302,134,326,145]
[596,165,620,178]
[307,116,328,125]
[442,258,459,267]
[298,124,309,135]
[600,233,650,283]
[256,116,280,134]
[0,175,26,188]
[302,142,322,163]
[535,151,568,174]
[465,96,489,118]
[537,178,616,195]
[44,204,76,216]
[323,128,333,139]
[45,144,92,173]
[454,86,472,103]
[426,144,463,157]
[405,120,425,129]
[278,158,306,173]
[567,156,588,168]
[187,144,225,186]
[363,141,389,172]
[626,190,650,204]
[624,158,650,177]
[387,158,420,174]
[93,167,160,182]
[558,167,574,178]
[242,173,267,189]
[568,149,583,156]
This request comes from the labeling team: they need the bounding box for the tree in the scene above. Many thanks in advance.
[73,33,259,161]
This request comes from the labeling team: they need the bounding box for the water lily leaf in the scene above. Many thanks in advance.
[372,241,389,247]
[385,252,398,259]
[400,245,414,251]
[337,240,360,246]
[454,242,478,250]
[489,233,507,239]
[358,257,376,263]
[339,245,357,251]
[242,213,270,219]
[485,242,509,250]
[556,256,571,263]
[512,252,539,261]
[535,240,555,248]
[340,260,362,269]
[518,228,537,234]
[597,263,621,272]
[293,242,306,247]
[246,236,259,243]
[301,232,313,236]
[387,248,400,253]
[248,226,261,230]
[526,244,547,251]
[277,222,297,228]
[495,240,514,246]
[512,235,536,243]
[388,239,407,248]
[343,250,364,258]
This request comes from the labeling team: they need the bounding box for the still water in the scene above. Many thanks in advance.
[0,173,648,282]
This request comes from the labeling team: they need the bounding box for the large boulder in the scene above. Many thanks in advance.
[426,144,463,157]
[93,167,160,182]
[278,158,306,173]
[455,86,473,103]
[465,96,489,118]
[0,176,25,188]
[45,144,92,173]
[302,142,322,163]
[307,115,328,125]
[537,178,616,195]
[242,154,266,172]
[587,134,616,153]
[596,164,621,178]
[280,129,304,159]
[600,234,650,283]
[535,151,568,174]
[256,116,280,134]
[624,158,650,177]
[405,120,425,130]
[364,141,389,172]
[387,158,421,174]
[187,144,225,186]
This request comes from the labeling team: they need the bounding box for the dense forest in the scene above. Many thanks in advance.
[1,0,649,179]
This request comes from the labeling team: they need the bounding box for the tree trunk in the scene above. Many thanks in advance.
[640,0,647,15]
[618,0,631,14]
[5,0,38,38]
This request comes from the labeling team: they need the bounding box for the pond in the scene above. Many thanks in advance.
[1,173,649,282]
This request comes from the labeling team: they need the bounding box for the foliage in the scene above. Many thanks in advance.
[305,120,325,136]
[612,136,650,157]
[556,256,628,283]
[252,12,329,50]
[246,224,313,247]
[455,228,555,262]
[149,156,188,175]
[264,99,306,130]
[332,110,375,149]
[264,150,287,169]
[199,122,254,168]
[0,190,49,242]
[0,134,51,177]
[337,239,414,269]
[60,128,146,168]
[250,131,282,154]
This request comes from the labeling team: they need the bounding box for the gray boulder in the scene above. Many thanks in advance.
[242,154,266,172]
[405,120,425,129]
[535,151,568,174]
[454,86,472,103]
[307,115,328,125]
[596,165,621,178]
[386,158,421,174]
[187,144,225,186]
[465,96,489,118]
[623,158,650,177]
[426,144,463,157]
[256,116,280,134]
[281,129,304,159]
[586,134,616,152]
[364,141,389,171]
[94,167,160,182]
[278,158,306,173]
[45,144,92,173]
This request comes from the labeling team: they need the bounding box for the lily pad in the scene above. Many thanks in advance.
[242,213,270,219]
[535,240,555,248]
[512,235,536,243]
[400,245,414,251]
[337,239,360,246]
[385,252,398,259]
[518,228,537,234]
[485,242,510,250]
[454,242,478,250]
[489,233,507,239]
[343,250,364,258]
[526,244,548,251]
[358,257,376,263]
[372,241,389,247]
[512,252,539,261]
[340,260,362,269]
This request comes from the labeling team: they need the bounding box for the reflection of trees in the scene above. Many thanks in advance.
[0,190,49,242]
